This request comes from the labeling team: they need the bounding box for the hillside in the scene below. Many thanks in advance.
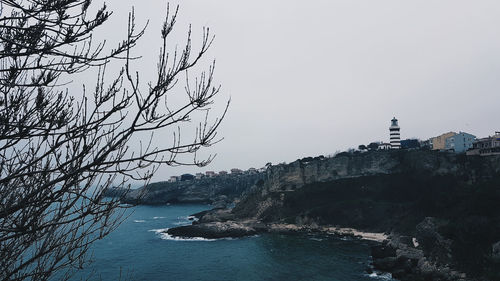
[115,173,265,207]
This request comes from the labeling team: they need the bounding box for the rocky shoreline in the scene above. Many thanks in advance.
[166,218,388,242]
[157,151,500,281]
[167,208,387,241]
[371,233,469,281]
[166,209,474,281]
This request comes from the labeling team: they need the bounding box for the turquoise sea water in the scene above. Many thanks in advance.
[70,204,394,281]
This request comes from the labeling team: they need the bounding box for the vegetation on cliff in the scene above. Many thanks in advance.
[230,151,500,280]
[118,173,265,206]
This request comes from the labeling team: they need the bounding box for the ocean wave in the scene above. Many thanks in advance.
[153,216,166,219]
[149,228,237,242]
[159,232,218,242]
[367,272,393,280]
[149,228,216,241]
[172,221,192,226]
[172,215,198,226]
[133,220,146,223]
[308,237,324,242]
[339,236,354,241]
[149,228,169,233]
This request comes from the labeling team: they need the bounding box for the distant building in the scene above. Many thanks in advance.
[231,168,243,175]
[168,176,178,183]
[389,117,401,149]
[445,132,476,153]
[180,174,194,181]
[258,167,267,173]
[219,171,228,176]
[247,168,257,174]
[378,143,392,150]
[467,132,500,156]
[430,132,456,150]
[205,171,216,177]
[420,139,432,149]
[401,139,421,150]
[195,173,204,180]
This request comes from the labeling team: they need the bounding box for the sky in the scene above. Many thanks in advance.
[82,0,500,180]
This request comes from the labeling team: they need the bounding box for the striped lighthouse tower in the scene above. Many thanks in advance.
[389,117,401,149]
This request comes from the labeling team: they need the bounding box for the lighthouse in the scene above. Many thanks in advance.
[389,117,401,149]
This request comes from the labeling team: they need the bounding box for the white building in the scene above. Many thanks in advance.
[389,117,401,149]
[378,143,392,150]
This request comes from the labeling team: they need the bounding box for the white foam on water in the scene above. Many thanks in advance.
[153,216,166,219]
[133,220,146,223]
[149,228,216,241]
[149,228,169,233]
[308,237,324,242]
[368,272,393,280]
[149,228,239,242]
[339,236,353,241]
[172,221,191,226]
[171,215,198,226]
[159,232,218,242]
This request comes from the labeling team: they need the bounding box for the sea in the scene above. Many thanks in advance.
[69,204,395,281]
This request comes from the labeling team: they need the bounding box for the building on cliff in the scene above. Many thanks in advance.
[401,139,421,150]
[444,132,476,153]
[430,132,456,150]
[247,168,258,175]
[181,174,195,181]
[419,139,431,149]
[231,168,243,175]
[378,142,392,150]
[467,132,500,156]
[389,117,401,149]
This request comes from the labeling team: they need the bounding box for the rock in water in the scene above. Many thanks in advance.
[166,222,257,239]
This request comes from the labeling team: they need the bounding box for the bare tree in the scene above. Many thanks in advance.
[0,1,228,280]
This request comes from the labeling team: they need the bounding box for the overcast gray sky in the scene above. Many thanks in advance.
[88,0,500,180]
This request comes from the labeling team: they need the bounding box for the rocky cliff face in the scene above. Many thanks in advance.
[224,150,500,281]
[120,173,265,207]
[134,150,500,280]
[261,150,500,193]
[261,152,396,193]
[235,151,500,221]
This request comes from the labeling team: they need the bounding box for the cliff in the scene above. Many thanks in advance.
[117,173,265,207]
[233,150,500,221]
[255,150,497,194]
[168,150,500,281]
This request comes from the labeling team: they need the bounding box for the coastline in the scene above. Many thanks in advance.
[166,216,473,281]
[166,217,388,243]
[267,223,388,243]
